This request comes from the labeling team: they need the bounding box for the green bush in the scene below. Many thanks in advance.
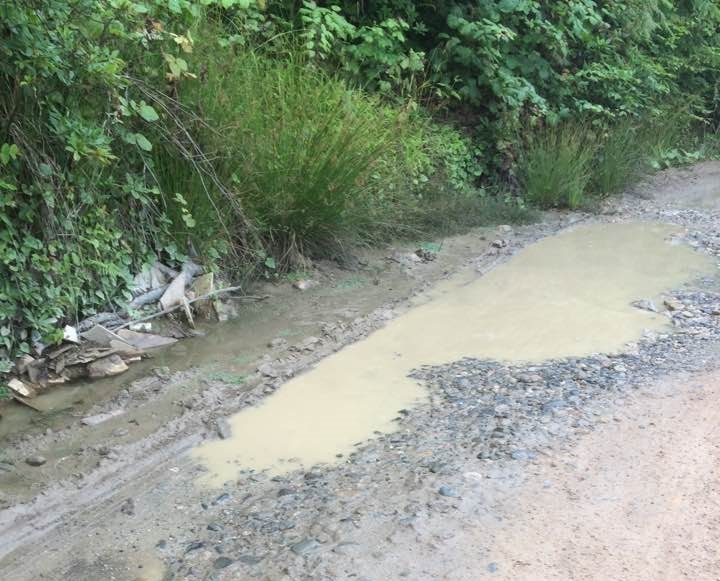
[0,0,252,364]
[519,123,596,209]
[285,0,720,178]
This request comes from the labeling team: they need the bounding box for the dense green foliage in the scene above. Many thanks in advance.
[1,0,719,368]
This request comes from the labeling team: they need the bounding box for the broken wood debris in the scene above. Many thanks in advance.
[2,260,272,401]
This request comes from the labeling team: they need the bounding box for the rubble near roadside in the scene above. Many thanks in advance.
[2,260,267,403]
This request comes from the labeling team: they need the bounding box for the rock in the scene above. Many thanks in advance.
[487,562,499,573]
[511,450,529,461]
[516,373,543,383]
[238,555,263,565]
[497,225,512,233]
[257,363,280,378]
[88,355,128,379]
[269,338,288,349]
[543,399,567,415]
[15,354,35,375]
[213,492,231,505]
[81,409,125,426]
[185,541,204,553]
[290,538,321,556]
[438,485,460,498]
[207,522,224,532]
[120,498,135,516]
[63,325,80,344]
[292,279,318,291]
[304,471,323,482]
[26,359,48,387]
[632,299,658,313]
[414,248,437,262]
[160,272,189,311]
[25,455,47,467]
[8,378,35,399]
[298,336,321,351]
[214,299,239,322]
[153,367,171,381]
[392,251,422,267]
[491,239,507,248]
[428,461,447,474]
[116,329,177,350]
[213,557,234,570]
[216,418,232,440]
[664,298,684,311]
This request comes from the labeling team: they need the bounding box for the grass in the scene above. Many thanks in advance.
[208,371,249,385]
[519,122,597,209]
[187,45,419,267]
[590,120,649,197]
[519,113,711,210]
[416,191,538,233]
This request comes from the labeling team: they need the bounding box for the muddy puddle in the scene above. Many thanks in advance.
[192,222,715,484]
[0,267,419,441]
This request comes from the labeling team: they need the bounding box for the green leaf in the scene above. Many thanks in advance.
[138,104,159,122]
[0,143,18,165]
[134,133,152,151]
[181,211,196,228]
[264,256,276,269]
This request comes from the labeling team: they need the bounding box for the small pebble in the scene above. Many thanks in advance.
[25,455,47,467]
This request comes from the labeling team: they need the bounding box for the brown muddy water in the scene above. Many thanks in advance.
[0,267,417,441]
[192,222,715,485]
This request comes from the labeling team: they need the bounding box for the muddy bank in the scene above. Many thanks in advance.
[1,162,720,580]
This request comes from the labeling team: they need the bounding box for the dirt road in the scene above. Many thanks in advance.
[488,372,720,581]
[1,162,720,580]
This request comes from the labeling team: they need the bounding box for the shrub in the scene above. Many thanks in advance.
[0,0,251,364]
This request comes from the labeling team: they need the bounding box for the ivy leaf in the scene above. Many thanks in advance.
[134,133,152,151]
[264,256,276,269]
[138,104,159,122]
[497,0,518,11]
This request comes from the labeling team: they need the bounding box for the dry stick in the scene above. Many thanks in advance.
[112,288,269,330]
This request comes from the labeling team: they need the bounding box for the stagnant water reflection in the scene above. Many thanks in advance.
[191,222,715,484]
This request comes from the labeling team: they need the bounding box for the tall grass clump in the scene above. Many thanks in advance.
[591,120,649,197]
[519,123,596,209]
[186,46,419,265]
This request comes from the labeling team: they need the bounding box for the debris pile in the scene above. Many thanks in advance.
[4,261,266,405]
